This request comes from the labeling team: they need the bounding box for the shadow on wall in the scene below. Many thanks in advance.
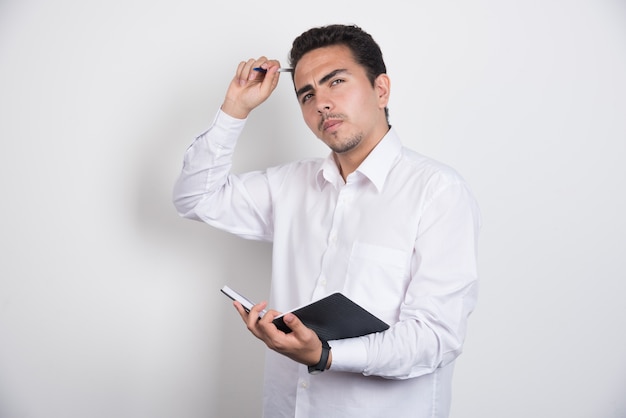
[130,88,276,416]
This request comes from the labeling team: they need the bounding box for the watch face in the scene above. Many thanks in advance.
[308,367,323,375]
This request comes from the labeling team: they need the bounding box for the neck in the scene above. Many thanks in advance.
[333,127,388,181]
[333,153,360,182]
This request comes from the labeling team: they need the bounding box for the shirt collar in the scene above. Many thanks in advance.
[316,127,402,192]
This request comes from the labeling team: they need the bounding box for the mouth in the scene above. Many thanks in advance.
[322,118,342,132]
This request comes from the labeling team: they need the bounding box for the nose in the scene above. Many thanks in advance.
[316,91,332,114]
[317,105,330,114]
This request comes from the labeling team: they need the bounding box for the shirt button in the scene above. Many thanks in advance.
[300,380,308,389]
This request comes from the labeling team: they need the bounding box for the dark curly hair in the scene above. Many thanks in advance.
[288,24,389,123]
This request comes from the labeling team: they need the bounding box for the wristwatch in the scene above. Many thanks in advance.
[308,339,331,374]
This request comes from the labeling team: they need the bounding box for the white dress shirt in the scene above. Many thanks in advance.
[173,109,481,418]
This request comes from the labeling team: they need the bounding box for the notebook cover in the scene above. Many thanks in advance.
[272,292,389,341]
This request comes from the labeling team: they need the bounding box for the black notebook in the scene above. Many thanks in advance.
[272,292,389,341]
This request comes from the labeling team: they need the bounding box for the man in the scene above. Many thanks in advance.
[173,24,480,418]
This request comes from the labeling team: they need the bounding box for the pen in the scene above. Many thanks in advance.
[253,67,294,73]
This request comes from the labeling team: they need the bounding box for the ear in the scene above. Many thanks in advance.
[374,73,391,108]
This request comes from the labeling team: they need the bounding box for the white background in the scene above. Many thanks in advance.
[1,1,625,417]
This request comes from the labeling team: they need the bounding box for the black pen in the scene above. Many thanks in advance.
[253,67,293,73]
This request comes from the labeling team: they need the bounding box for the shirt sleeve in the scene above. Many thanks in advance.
[330,178,481,380]
[172,109,275,242]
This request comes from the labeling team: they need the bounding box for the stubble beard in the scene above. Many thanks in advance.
[318,113,362,154]
[329,133,363,154]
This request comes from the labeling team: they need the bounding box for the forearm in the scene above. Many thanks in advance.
[172,110,246,219]
[331,181,481,379]
[329,280,477,379]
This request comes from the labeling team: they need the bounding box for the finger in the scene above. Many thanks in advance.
[232,300,249,319]
[232,301,268,341]
[246,57,283,86]
[254,59,281,73]
[257,65,281,96]
[250,301,268,317]
[250,56,269,73]
[235,58,260,86]
[281,313,320,346]
[234,60,249,87]
[246,301,268,326]
[245,56,269,82]
[266,313,323,365]
[232,299,263,321]
[281,313,302,333]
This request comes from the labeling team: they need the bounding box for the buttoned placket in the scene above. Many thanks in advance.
[311,176,357,301]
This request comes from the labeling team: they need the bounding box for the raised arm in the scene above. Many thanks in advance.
[172,57,284,238]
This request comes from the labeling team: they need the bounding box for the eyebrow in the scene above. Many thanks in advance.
[295,68,348,99]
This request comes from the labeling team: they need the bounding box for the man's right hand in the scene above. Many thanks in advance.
[221,57,283,119]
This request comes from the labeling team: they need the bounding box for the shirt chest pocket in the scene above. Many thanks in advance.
[344,242,411,323]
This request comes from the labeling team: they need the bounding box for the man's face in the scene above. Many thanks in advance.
[293,44,389,155]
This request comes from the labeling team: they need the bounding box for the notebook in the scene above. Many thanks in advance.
[272,292,389,341]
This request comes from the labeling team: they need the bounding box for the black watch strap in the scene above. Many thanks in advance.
[308,339,331,374]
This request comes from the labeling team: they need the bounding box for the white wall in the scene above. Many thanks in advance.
[1,1,625,417]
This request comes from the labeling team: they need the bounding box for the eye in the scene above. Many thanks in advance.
[331,78,345,86]
[301,93,314,104]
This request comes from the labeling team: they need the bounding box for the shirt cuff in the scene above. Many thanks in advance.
[328,337,368,373]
